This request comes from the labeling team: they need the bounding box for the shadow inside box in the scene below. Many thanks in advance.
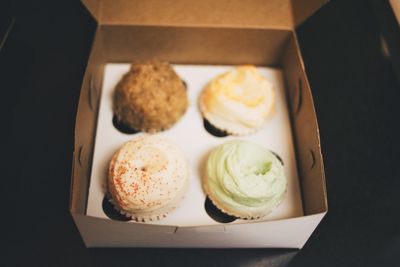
[90,247,298,267]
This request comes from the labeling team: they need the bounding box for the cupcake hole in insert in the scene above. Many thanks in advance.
[203,119,229,137]
[88,74,97,112]
[204,197,237,223]
[102,195,131,221]
[295,78,303,115]
[309,149,316,169]
[112,115,141,134]
[270,150,284,166]
[77,145,84,166]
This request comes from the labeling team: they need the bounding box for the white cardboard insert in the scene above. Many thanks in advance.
[86,64,303,226]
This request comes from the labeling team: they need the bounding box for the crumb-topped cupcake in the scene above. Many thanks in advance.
[113,60,188,133]
[200,66,274,136]
[203,140,286,219]
[108,135,189,221]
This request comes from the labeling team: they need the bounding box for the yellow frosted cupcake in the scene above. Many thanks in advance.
[108,135,189,222]
[203,140,286,219]
[199,66,275,136]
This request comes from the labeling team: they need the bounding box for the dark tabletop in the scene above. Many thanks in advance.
[1,0,399,266]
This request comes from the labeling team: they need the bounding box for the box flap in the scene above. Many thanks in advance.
[292,0,328,27]
[81,0,327,29]
[389,0,400,24]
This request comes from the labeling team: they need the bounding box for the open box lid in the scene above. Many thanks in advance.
[81,0,327,29]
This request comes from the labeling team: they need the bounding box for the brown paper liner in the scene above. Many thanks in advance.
[106,194,180,223]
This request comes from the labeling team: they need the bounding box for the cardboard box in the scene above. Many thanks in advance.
[372,0,400,84]
[389,0,400,24]
[70,0,328,248]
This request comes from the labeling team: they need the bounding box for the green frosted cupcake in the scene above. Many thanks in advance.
[203,140,287,219]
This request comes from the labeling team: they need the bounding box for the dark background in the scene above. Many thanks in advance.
[1,0,399,266]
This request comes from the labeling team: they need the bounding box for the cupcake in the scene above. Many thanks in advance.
[199,66,275,136]
[203,140,286,219]
[113,59,188,133]
[108,135,189,221]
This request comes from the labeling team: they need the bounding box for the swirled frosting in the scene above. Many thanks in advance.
[108,135,189,221]
[200,66,275,135]
[204,140,286,219]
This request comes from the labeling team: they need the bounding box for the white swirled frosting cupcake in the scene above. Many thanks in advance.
[199,66,275,136]
[108,135,189,222]
[203,140,286,219]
